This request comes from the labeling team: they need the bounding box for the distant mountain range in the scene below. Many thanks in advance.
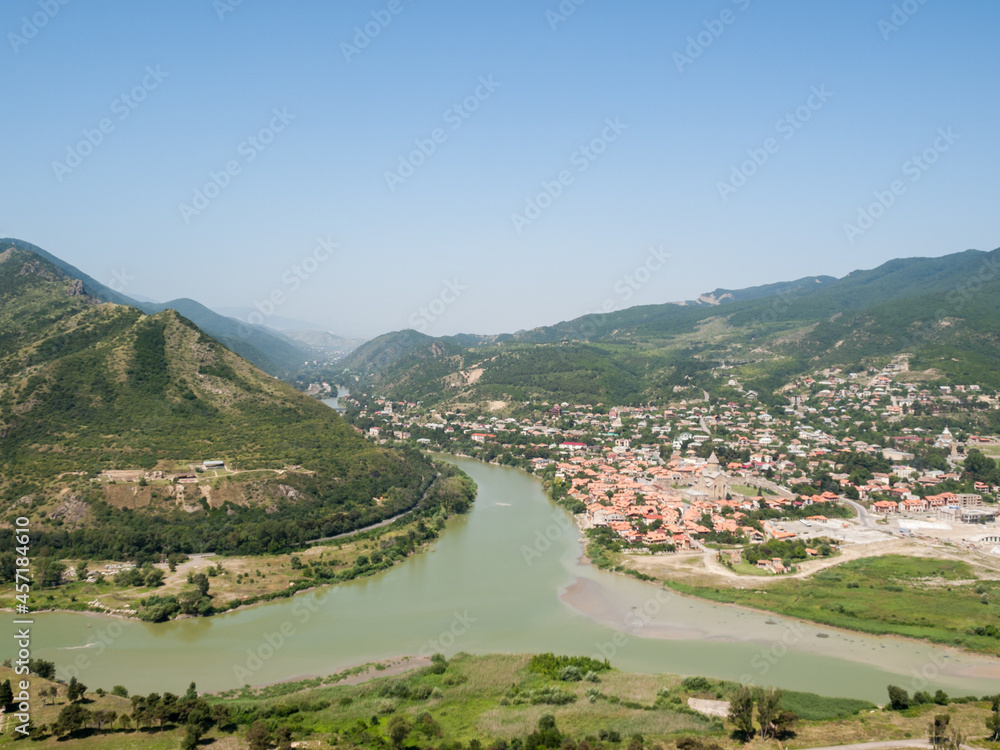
[340,246,1000,406]
[0,239,361,376]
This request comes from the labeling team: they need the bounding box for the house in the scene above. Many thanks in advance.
[756,557,786,574]
[871,500,899,515]
[899,498,927,513]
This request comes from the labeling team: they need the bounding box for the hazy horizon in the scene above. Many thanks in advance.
[4,1,999,338]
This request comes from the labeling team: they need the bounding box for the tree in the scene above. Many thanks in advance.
[67,675,87,702]
[887,684,910,710]
[986,694,1000,740]
[111,684,129,698]
[728,684,755,738]
[755,687,783,738]
[415,712,442,739]
[144,567,165,587]
[92,709,116,733]
[185,681,198,701]
[928,713,950,745]
[54,702,91,737]
[192,573,210,597]
[182,722,205,750]
[386,714,412,749]
[772,710,798,738]
[247,720,272,750]
[0,679,13,708]
[275,725,294,750]
[29,658,56,679]
[943,727,965,750]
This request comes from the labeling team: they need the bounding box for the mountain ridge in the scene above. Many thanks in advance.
[0,238,356,376]
[335,246,1000,407]
[0,245,442,558]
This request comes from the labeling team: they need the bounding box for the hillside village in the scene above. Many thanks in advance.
[343,359,1000,571]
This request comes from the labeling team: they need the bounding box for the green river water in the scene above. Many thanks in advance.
[29,452,1000,701]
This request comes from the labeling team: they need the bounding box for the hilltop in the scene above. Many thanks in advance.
[0,244,450,560]
[331,246,1000,408]
[0,239,359,377]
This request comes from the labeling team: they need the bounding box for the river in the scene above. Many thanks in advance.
[324,389,348,412]
[31,454,1000,701]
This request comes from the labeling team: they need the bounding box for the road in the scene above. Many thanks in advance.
[843,497,875,529]
[692,536,906,583]
[304,509,414,545]
[303,472,441,545]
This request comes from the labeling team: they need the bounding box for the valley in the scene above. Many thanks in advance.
[4,241,1000,748]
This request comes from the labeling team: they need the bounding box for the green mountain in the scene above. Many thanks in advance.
[0,239,312,377]
[342,247,1000,406]
[672,275,837,307]
[0,245,450,559]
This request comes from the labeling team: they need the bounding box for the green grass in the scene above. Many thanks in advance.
[663,555,1000,656]
[779,690,875,721]
[730,484,776,496]
[9,655,998,748]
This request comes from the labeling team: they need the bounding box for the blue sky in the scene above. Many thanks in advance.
[3,0,998,338]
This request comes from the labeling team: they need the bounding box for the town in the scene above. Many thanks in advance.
[341,357,1000,575]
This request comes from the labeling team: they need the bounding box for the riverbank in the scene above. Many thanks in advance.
[10,653,1000,749]
[433,448,1000,666]
[3,462,477,623]
[29,453,1000,700]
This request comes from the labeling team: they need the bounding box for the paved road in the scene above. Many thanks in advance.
[304,510,413,545]
[304,473,441,545]
[842,497,875,529]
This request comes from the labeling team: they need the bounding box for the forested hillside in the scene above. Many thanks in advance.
[0,246,454,560]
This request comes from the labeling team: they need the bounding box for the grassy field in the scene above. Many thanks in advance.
[729,484,776,497]
[663,555,1000,656]
[6,654,1000,749]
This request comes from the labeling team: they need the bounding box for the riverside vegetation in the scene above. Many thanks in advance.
[4,653,1000,748]
[0,245,477,621]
